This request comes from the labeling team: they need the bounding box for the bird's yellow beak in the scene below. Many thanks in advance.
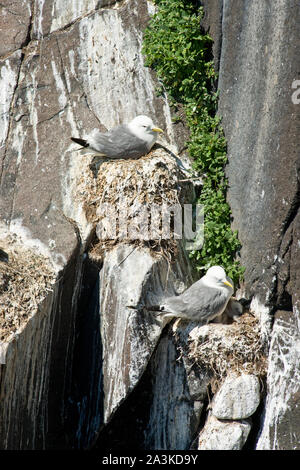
[223,280,233,289]
[152,127,164,133]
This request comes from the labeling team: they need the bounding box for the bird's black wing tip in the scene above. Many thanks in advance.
[145,305,164,313]
[71,137,89,148]
[126,305,164,313]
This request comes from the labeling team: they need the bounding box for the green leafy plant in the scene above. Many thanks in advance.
[143,0,244,284]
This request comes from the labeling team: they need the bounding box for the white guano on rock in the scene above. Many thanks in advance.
[256,309,300,450]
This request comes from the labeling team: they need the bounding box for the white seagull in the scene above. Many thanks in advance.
[131,266,235,324]
[71,115,164,160]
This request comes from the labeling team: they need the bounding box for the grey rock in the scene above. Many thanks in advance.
[144,323,211,450]
[198,414,251,450]
[218,0,300,310]
[0,50,22,163]
[256,310,300,450]
[100,244,194,424]
[200,0,223,71]
[0,293,56,449]
[212,373,260,420]
[0,1,31,56]
[31,0,120,39]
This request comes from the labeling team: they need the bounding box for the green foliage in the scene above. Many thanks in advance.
[143,0,244,284]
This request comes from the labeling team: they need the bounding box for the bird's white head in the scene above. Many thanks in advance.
[205,266,234,293]
[128,115,164,149]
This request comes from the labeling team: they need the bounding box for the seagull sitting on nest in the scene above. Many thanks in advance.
[71,115,164,160]
[129,266,235,324]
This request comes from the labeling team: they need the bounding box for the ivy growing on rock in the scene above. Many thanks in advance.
[142,0,244,284]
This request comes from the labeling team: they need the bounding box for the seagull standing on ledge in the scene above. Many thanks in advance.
[129,266,234,324]
[71,115,164,160]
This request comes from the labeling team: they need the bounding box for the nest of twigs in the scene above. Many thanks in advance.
[0,236,56,342]
[186,313,268,386]
[76,147,193,262]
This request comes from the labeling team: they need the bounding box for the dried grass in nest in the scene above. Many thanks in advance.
[0,239,56,342]
[76,149,192,262]
[88,238,178,266]
[186,313,268,387]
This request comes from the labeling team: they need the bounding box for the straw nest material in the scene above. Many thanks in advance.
[0,236,56,342]
[185,313,268,387]
[76,147,194,262]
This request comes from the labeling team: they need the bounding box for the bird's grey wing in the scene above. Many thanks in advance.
[164,279,228,320]
[89,125,148,159]
[161,279,204,318]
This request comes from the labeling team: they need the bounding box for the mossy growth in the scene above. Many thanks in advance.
[142,0,244,284]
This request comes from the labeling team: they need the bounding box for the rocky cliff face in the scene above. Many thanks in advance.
[0,0,299,450]
[202,0,300,449]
